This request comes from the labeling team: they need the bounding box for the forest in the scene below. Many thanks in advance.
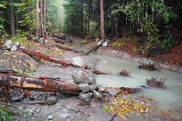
[0,0,182,121]
[0,0,182,54]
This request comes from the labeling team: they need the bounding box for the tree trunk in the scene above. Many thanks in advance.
[36,0,40,40]
[19,48,71,66]
[80,0,83,34]
[15,11,19,30]
[100,0,105,40]
[10,0,15,37]
[43,0,46,44]
[40,0,43,38]
[0,75,81,95]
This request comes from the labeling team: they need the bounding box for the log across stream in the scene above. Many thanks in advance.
[90,55,182,118]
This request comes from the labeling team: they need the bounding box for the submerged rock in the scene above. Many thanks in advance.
[78,83,90,93]
[107,89,119,96]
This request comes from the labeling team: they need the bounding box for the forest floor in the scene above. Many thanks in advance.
[0,35,182,121]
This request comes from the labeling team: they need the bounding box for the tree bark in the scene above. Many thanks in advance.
[36,0,40,40]
[0,75,80,95]
[19,48,71,66]
[43,0,46,44]
[10,0,15,37]
[40,0,43,38]
[80,0,83,34]
[100,0,105,40]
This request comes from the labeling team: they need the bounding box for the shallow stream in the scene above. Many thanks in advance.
[91,55,182,117]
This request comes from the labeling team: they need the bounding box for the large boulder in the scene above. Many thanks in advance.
[70,56,86,68]
[79,92,92,102]
[4,40,14,49]
[87,76,96,85]
[72,70,88,84]
[78,83,90,93]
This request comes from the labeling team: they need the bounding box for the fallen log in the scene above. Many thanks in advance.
[0,70,16,74]
[56,44,82,53]
[52,37,67,44]
[85,40,105,55]
[0,42,71,66]
[52,34,64,40]
[0,75,81,95]
[19,48,71,66]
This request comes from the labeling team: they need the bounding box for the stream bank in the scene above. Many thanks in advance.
[1,38,182,121]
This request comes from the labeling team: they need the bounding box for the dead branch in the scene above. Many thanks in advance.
[84,67,107,75]
[146,77,166,88]
[139,64,157,71]
[109,114,117,121]
[19,48,71,66]
[119,69,129,76]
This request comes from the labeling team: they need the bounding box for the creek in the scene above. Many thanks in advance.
[91,55,182,117]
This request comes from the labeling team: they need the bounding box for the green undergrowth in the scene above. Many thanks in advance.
[0,101,13,121]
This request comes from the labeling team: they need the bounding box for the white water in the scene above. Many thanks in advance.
[92,55,182,117]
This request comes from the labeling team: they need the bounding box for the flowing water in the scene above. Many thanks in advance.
[91,55,182,117]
